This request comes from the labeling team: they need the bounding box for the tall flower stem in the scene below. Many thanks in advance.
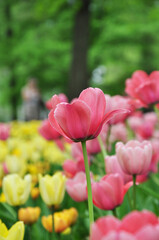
[81,141,94,230]
[133,175,137,210]
[97,135,107,173]
[50,205,58,240]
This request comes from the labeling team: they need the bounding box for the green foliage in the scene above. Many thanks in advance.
[1,0,159,119]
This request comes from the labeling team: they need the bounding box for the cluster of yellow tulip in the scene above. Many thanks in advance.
[0,121,78,240]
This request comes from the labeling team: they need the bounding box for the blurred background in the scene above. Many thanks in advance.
[0,0,159,121]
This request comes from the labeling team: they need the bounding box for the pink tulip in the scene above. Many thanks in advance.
[105,155,132,184]
[90,216,120,240]
[48,88,127,142]
[105,95,135,124]
[125,70,159,105]
[39,119,61,140]
[63,156,89,178]
[102,232,137,240]
[66,172,89,202]
[116,140,152,175]
[45,93,68,110]
[92,174,125,210]
[119,210,158,234]
[0,123,10,141]
[63,160,77,178]
[136,225,159,240]
[109,123,127,143]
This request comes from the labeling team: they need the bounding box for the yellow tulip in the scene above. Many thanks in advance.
[2,174,31,206]
[0,220,24,240]
[39,172,66,206]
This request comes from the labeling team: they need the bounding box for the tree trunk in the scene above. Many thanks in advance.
[5,1,17,120]
[68,0,90,100]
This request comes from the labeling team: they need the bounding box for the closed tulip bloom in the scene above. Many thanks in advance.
[49,88,126,142]
[2,174,31,206]
[39,172,66,206]
[0,220,24,240]
[92,174,125,210]
[116,140,152,175]
[66,172,89,202]
[18,207,41,225]
[39,119,61,140]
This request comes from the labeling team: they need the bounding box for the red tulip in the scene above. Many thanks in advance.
[92,174,125,210]
[49,88,127,142]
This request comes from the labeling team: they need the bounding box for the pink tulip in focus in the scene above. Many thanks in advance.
[39,119,61,140]
[105,155,132,184]
[0,123,10,141]
[66,172,89,202]
[92,174,125,210]
[49,88,127,142]
[116,140,152,175]
[45,93,68,110]
[119,210,158,234]
[125,70,159,105]
[90,216,120,240]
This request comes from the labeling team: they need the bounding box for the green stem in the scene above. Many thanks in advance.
[98,135,107,174]
[112,208,117,218]
[51,205,58,240]
[127,190,133,210]
[133,175,136,210]
[81,141,94,230]
[28,225,32,240]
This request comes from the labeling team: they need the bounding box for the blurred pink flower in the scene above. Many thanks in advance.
[90,216,120,240]
[66,172,90,202]
[45,93,68,110]
[39,119,61,140]
[48,88,126,142]
[125,70,159,105]
[116,140,152,175]
[109,123,127,143]
[0,123,10,141]
[105,95,134,124]
[92,173,126,210]
[105,155,132,184]
[119,210,158,234]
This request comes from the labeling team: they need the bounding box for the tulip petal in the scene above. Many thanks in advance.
[79,88,106,135]
[54,100,91,141]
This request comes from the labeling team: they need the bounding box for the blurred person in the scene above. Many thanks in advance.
[21,78,44,121]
